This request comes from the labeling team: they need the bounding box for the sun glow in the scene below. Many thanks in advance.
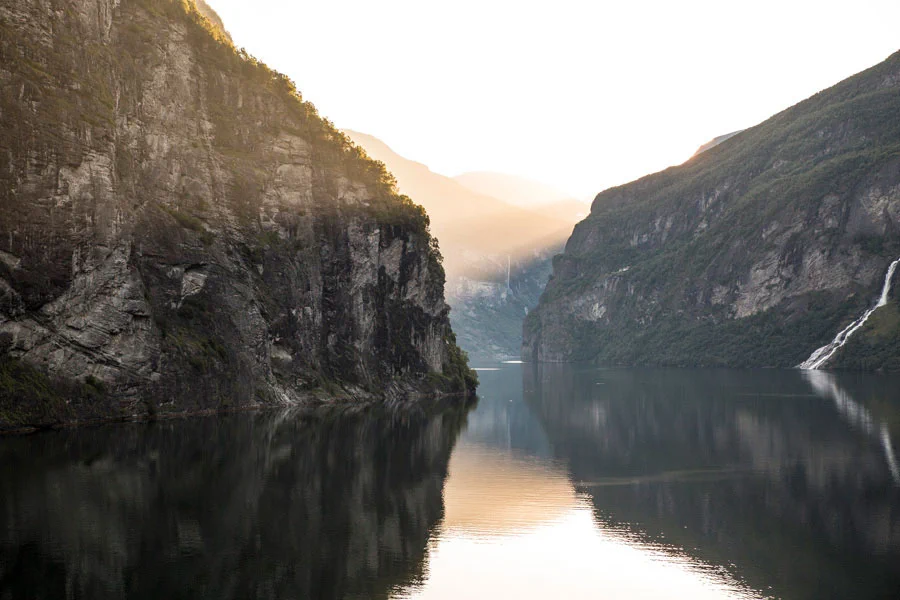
[204,0,900,198]
[394,444,759,600]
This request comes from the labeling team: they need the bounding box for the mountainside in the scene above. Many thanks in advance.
[194,0,232,44]
[445,248,560,361]
[0,0,475,430]
[343,131,574,279]
[345,131,576,360]
[525,50,900,369]
[692,130,743,157]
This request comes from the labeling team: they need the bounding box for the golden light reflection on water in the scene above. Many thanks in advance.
[393,443,761,600]
[440,444,576,538]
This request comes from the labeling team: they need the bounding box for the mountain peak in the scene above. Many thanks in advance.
[193,0,234,45]
[690,130,744,157]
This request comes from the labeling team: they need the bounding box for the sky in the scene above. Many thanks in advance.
[205,0,900,199]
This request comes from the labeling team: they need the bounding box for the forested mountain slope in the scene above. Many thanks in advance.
[525,51,900,369]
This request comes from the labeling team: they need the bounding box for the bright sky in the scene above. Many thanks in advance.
[205,0,900,199]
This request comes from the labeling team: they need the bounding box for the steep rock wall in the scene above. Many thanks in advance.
[0,0,474,428]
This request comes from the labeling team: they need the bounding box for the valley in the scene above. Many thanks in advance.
[345,131,586,361]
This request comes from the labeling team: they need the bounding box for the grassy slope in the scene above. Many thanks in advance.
[834,277,900,371]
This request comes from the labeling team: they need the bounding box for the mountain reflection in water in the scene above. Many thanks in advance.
[2,365,899,599]
[0,402,472,600]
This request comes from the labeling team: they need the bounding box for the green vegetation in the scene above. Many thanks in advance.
[571,290,866,368]
[256,229,281,247]
[160,205,215,245]
[158,289,231,373]
[529,49,900,369]
[0,0,472,413]
[833,300,900,371]
[0,357,111,429]
[84,374,106,394]
[442,331,478,393]
[165,326,228,372]
[161,0,436,237]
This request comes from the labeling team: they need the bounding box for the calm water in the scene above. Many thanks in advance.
[1,365,899,599]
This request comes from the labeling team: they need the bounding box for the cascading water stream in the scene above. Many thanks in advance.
[799,257,900,370]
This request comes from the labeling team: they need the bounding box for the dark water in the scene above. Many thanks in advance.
[2,365,899,599]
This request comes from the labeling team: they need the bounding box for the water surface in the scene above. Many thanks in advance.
[1,365,899,599]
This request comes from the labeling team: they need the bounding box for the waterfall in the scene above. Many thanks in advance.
[799,257,900,370]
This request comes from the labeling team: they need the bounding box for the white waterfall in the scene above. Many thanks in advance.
[799,257,900,370]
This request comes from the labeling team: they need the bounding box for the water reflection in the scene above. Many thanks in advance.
[522,365,900,600]
[407,367,761,599]
[441,445,576,538]
[2,366,899,599]
[0,401,473,600]
[803,369,900,482]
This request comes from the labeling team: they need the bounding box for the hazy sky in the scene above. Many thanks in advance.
[205,0,900,199]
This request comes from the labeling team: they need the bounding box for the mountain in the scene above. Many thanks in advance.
[0,0,475,430]
[194,0,232,44]
[528,198,590,224]
[524,50,900,370]
[692,130,743,156]
[345,131,580,361]
[344,131,575,278]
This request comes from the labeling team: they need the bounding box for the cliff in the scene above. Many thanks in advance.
[345,131,579,361]
[343,131,575,279]
[0,0,475,430]
[524,50,900,369]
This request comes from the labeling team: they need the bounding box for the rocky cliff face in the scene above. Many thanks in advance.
[447,248,559,361]
[344,131,579,362]
[0,0,474,429]
[525,50,900,369]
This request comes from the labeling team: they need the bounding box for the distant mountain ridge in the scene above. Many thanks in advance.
[453,171,588,223]
[345,130,580,360]
[525,50,900,370]
[344,131,574,276]
[691,130,743,157]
